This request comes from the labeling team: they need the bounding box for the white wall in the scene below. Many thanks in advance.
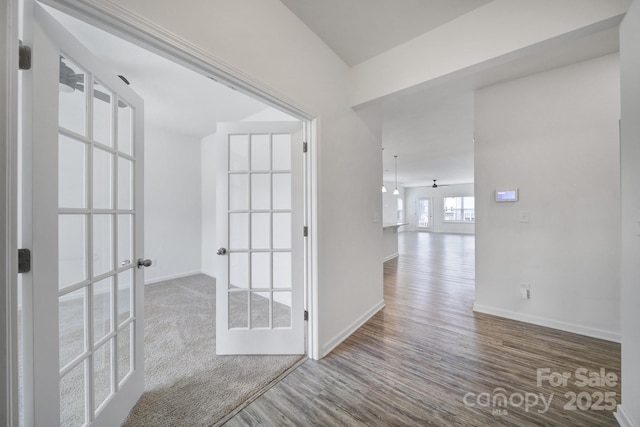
[200,132,216,278]
[474,54,621,341]
[106,0,384,357]
[350,0,630,106]
[619,1,640,424]
[144,124,202,284]
[405,184,475,234]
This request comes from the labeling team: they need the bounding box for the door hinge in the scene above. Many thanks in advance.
[303,226,308,237]
[303,142,308,153]
[19,40,31,70]
[304,310,309,321]
[18,249,31,273]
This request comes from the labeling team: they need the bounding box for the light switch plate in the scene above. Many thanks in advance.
[519,210,530,223]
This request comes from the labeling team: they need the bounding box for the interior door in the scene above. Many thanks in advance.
[416,198,431,230]
[216,121,305,355]
[24,5,145,426]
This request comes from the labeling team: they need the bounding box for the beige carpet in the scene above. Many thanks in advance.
[122,274,304,426]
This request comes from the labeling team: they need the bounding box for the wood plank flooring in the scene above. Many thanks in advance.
[224,232,621,426]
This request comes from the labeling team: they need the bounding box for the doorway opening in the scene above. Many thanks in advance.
[16,2,316,425]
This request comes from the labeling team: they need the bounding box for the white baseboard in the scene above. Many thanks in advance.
[144,270,202,286]
[616,405,638,427]
[383,253,399,262]
[321,300,385,358]
[473,304,621,343]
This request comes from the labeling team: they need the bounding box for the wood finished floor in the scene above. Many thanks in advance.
[224,232,621,426]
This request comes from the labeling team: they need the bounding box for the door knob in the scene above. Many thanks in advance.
[216,247,227,256]
[137,258,152,268]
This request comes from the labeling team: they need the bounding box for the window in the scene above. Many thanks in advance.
[397,198,404,222]
[443,196,475,222]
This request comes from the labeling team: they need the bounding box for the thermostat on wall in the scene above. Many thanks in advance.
[495,189,519,202]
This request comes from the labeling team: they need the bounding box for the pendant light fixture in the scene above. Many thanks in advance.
[381,148,387,193]
[393,155,400,195]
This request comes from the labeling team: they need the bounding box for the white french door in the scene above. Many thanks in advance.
[216,122,305,355]
[23,5,145,426]
[416,198,432,230]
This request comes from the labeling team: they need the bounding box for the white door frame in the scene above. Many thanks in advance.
[2,0,20,425]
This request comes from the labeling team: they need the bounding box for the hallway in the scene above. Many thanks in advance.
[226,232,620,426]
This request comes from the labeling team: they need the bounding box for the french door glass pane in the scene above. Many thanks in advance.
[273,252,292,289]
[59,287,86,369]
[251,174,270,210]
[93,148,114,209]
[117,157,133,210]
[272,213,291,249]
[117,323,132,385]
[229,292,248,329]
[93,277,112,345]
[272,173,291,210]
[229,134,249,171]
[117,102,133,155]
[59,135,87,209]
[93,214,114,277]
[59,55,87,136]
[229,213,249,250]
[250,134,270,170]
[93,340,113,411]
[93,79,113,147]
[272,134,291,170]
[59,214,87,289]
[251,213,270,249]
[117,214,133,268]
[117,270,132,326]
[251,292,270,328]
[225,129,296,337]
[273,292,292,328]
[229,174,248,211]
[251,252,271,289]
[60,361,86,427]
[229,253,249,289]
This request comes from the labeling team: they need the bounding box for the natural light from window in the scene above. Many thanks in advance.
[443,196,475,222]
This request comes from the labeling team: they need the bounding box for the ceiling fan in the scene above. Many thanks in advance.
[59,57,129,106]
[59,57,85,92]
[432,179,449,188]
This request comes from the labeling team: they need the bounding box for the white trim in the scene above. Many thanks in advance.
[473,304,621,343]
[383,253,399,262]
[2,0,20,424]
[144,270,204,286]
[307,118,320,360]
[321,300,385,358]
[615,405,638,427]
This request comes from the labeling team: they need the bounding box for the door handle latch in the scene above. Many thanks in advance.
[216,248,227,256]
[137,258,152,268]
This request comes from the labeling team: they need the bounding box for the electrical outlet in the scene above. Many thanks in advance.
[520,282,530,299]
[519,210,530,223]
